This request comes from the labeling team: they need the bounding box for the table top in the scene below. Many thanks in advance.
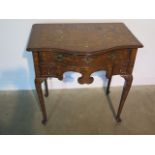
[27,23,143,54]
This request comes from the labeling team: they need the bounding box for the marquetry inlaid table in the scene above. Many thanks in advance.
[26,23,143,124]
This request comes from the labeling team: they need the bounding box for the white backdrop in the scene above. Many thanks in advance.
[0,19,154,90]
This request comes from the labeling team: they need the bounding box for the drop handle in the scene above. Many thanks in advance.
[108,54,116,60]
[56,54,64,62]
[47,69,50,75]
[84,57,93,64]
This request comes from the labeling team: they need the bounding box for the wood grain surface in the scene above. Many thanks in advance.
[26,23,143,124]
[27,23,143,54]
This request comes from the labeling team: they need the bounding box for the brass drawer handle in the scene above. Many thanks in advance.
[108,54,116,60]
[56,54,64,62]
[120,69,126,74]
[84,57,93,64]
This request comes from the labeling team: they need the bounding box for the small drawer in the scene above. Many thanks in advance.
[39,64,57,76]
[38,51,94,66]
[106,49,130,62]
[38,49,131,76]
[39,51,66,64]
[113,62,129,75]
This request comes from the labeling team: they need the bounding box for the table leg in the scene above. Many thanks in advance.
[35,78,47,124]
[106,76,112,95]
[116,75,133,122]
[44,79,49,97]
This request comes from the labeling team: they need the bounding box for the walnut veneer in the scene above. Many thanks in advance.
[27,23,143,124]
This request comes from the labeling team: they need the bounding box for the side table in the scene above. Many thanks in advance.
[26,23,143,124]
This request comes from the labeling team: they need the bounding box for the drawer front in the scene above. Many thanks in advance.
[38,49,131,76]
[40,64,56,76]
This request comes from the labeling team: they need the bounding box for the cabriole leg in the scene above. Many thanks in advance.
[106,76,112,95]
[116,75,133,122]
[44,79,49,97]
[35,78,47,124]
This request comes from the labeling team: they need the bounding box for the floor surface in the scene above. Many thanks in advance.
[0,86,155,135]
